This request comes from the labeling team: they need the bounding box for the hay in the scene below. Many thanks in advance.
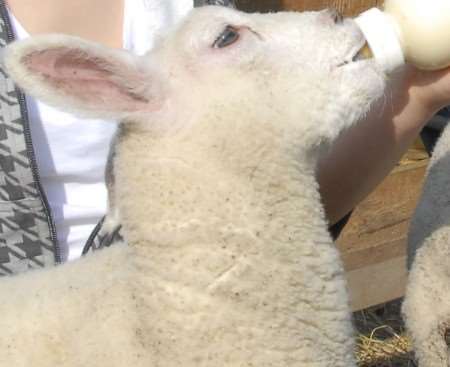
[356,327,413,366]
[353,299,416,366]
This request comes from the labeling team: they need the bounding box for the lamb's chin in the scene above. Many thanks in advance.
[348,60,386,99]
[340,62,386,121]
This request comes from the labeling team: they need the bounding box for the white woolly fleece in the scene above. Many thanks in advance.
[0,6,385,367]
[403,123,450,367]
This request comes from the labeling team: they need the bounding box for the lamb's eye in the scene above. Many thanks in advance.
[213,25,240,48]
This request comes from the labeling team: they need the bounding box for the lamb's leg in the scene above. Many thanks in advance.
[404,124,450,366]
[403,231,450,367]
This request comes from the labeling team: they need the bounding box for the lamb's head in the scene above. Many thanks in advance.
[4,6,385,165]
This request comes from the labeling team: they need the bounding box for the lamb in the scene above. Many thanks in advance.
[0,6,385,367]
[402,122,450,367]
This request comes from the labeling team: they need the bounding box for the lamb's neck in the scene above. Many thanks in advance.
[113,130,353,367]
[115,130,332,259]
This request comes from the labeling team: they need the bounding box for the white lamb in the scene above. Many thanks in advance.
[1,6,385,367]
[403,122,450,367]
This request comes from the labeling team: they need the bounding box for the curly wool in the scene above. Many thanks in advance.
[1,6,385,367]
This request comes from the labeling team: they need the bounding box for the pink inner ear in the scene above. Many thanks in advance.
[23,48,150,111]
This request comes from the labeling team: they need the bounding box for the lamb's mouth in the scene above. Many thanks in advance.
[338,42,373,67]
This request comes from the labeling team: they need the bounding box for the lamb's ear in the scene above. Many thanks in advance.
[4,34,165,120]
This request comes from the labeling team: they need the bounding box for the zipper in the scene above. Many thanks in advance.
[0,0,62,264]
[82,217,104,255]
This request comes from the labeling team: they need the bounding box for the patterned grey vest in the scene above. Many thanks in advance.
[0,0,235,276]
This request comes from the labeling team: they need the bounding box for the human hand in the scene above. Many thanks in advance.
[318,64,450,225]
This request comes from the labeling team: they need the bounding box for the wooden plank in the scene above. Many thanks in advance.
[236,0,383,15]
[340,221,408,271]
[347,256,407,311]
[280,0,383,15]
[336,160,428,310]
[337,161,427,241]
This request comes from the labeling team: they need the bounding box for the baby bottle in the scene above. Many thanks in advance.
[355,0,450,72]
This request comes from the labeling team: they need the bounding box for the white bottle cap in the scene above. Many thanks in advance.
[355,8,405,73]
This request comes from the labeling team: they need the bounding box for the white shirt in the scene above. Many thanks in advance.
[9,0,193,261]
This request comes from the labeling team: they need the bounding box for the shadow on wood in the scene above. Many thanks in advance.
[236,0,283,12]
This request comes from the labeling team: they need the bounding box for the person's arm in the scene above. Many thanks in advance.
[318,66,450,225]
